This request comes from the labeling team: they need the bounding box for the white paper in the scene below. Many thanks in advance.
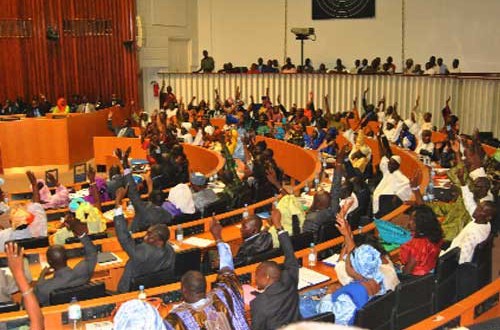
[297,267,330,290]
[322,253,340,267]
[85,321,113,330]
[183,237,215,248]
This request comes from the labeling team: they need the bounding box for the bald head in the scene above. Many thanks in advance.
[181,270,207,303]
[255,261,281,290]
[240,215,262,239]
[47,245,67,270]
[473,200,496,224]
[311,191,331,211]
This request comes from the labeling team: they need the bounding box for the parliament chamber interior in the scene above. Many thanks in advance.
[0,0,499,329]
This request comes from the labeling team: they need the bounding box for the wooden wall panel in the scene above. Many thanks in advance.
[0,0,138,106]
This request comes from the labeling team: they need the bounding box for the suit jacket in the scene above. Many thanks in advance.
[34,235,97,306]
[107,119,136,137]
[125,173,172,232]
[234,231,273,267]
[114,213,175,293]
[250,231,300,330]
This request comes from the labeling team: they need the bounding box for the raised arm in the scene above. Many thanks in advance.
[362,88,369,112]
[113,187,137,258]
[6,243,44,330]
[271,208,299,276]
[64,214,98,281]
[209,214,234,271]
[26,171,40,204]
[87,166,101,211]
[323,94,330,114]
[330,145,349,214]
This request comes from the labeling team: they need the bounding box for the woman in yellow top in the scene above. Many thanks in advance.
[51,98,70,114]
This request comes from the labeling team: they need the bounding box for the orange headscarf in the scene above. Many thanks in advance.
[55,98,67,113]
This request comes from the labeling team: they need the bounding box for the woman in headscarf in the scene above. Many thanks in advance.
[51,97,70,114]
[163,183,196,216]
[348,131,372,174]
[114,299,166,330]
[33,174,69,210]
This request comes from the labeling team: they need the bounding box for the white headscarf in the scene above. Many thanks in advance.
[168,183,195,214]
[114,299,166,330]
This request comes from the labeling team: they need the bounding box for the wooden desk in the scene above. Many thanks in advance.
[0,110,112,168]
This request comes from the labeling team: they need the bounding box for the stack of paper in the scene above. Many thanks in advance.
[297,267,331,290]
[183,237,215,248]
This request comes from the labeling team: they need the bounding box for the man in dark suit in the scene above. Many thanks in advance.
[107,110,135,137]
[113,186,175,293]
[234,215,273,267]
[250,208,300,330]
[34,214,98,306]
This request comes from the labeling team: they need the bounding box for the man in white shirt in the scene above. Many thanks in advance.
[415,130,435,165]
[442,200,494,264]
[373,133,412,216]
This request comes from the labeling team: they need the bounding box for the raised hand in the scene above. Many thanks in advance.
[46,172,58,187]
[446,96,451,105]
[209,213,223,241]
[5,242,24,276]
[335,213,351,238]
[26,171,37,186]
[88,165,96,183]
[363,87,369,94]
[270,207,282,229]
[63,212,88,237]
[415,95,420,106]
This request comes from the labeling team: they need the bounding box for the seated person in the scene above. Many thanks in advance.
[33,172,69,210]
[113,299,166,330]
[250,208,301,330]
[17,171,48,238]
[163,183,196,217]
[217,169,253,211]
[270,194,305,247]
[348,131,372,177]
[115,148,172,232]
[372,133,412,217]
[113,187,175,293]
[83,165,111,204]
[302,191,334,239]
[441,200,495,264]
[234,215,273,267]
[399,205,443,276]
[164,216,250,330]
[107,111,135,137]
[51,97,70,114]
[300,216,385,325]
[51,198,106,245]
[396,120,417,151]
[0,207,33,252]
[34,214,98,306]
[415,130,435,164]
[0,256,32,303]
[190,172,219,213]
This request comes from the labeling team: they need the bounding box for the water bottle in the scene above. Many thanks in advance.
[68,297,82,330]
[138,285,147,300]
[314,175,320,191]
[427,168,435,201]
[176,224,184,242]
[242,204,249,219]
[308,243,317,267]
[303,181,310,194]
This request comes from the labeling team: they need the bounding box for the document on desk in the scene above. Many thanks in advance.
[97,252,121,265]
[298,267,331,290]
[322,253,340,267]
[85,321,113,330]
[182,237,215,248]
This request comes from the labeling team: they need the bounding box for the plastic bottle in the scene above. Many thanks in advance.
[176,224,183,242]
[308,243,317,267]
[314,175,320,191]
[303,181,310,194]
[427,168,435,201]
[138,285,147,300]
[242,204,249,219]
[68,296,82,330]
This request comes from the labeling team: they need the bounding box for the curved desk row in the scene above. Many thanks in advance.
[0,136,433,329]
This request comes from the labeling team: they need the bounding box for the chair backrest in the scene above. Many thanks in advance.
[175,248,202,278]
[434,247,460,312]
[317,222,340,243]
[49,282,106,305]
[471,234,493,289]
[354,290,396,330]
[65,232,108,244]
[0,301,20,313]
[290,231,314,251]
[394,274,434,330]
[130,269,174,291]
[302,312,335,323]
[14,236,49,249]
[245,248,282,265]
[46,210,67,221]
